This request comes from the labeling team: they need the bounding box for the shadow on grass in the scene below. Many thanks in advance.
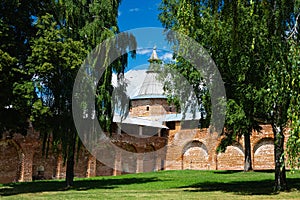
[213,170,243,174]
[0,177,160,196]
[213,170,278,174]
[178,178,300,195]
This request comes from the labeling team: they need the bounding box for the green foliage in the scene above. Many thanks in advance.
[159,1,269,162]
[256,1,299,190]
[27,13,87,160]
[49,0,121,50]
[158,58,209,127]
[0,48,33,135]
[287,40,300,169]
[0,0,45,136]
[159,0,299,187]
[24,0,134,187]
[0,0,132,187]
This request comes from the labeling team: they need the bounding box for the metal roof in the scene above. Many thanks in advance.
[137,112,202,122]
[131,94,167,100]
[136,70,165,97]
[164,113,202,122]
[113,115,169,129]
[131,48,166,100]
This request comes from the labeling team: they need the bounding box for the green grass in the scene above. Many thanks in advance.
[1,170,300,199]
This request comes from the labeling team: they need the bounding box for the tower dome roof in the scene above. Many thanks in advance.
[131,47,166,100]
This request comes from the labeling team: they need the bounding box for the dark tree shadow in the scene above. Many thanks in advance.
[253,170,278,173]
[178,178,300,195]
[213,170,243,174]
[213,170,277,174]
[0,177,160,196]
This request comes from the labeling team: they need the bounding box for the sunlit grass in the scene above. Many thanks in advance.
[1,170,300,199]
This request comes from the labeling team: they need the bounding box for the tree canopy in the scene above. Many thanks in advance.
[0,0,44,136]
[159,0,299,190]
[1,0,134,187]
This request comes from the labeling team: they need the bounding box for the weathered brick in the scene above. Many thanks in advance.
[0,99,290,183]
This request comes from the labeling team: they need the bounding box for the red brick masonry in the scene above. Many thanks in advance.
[0,123,288,184]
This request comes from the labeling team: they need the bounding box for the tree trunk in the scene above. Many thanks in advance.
[244,131,253,171]
[66,152,75,188]
[66,133,76,188]
[273,124,287,191]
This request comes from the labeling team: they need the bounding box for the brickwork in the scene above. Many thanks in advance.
[0,140,20,183]
[217,145,244,170]
[74,149,89,178]
[131,99,177,117]
[164,121,289,171]
[253,138,275,170]
[0,99,291,184]
[87,155,96,177]
[182,143,209,170]
[32,152,56,180]
[0,123,289,184]
[96,160,113,176]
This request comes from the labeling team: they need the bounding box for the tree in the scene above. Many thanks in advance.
[258,1,297,190]
[0,0,132,187]
[159,0,298,190]
[159,0,268,172]
[27,14,88,187]
[27,0,135,187]
[0,0,49,137]
[286,34,300,170]
[286,10,300,168]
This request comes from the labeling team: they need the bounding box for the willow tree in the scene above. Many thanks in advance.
[159,0,297,190]
[27,0,134,187]
[159,0,269,172]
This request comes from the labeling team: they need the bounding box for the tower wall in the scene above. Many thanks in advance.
[130,98,177,117]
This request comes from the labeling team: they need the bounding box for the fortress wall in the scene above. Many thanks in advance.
[0,124,289,184]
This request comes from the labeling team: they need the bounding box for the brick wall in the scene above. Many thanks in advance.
[0,140,20,183]
[217,145,244,170]
[0,123,290,184]
[131,99,177,117]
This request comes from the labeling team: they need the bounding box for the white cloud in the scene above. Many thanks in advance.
[129,8,140,12]
[136,49,152,55]
[118,11,122,16]
[161,52,174,61]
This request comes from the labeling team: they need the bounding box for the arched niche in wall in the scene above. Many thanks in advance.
[182,140,209,170]
[216,141,244,170]
[253,138,274,170]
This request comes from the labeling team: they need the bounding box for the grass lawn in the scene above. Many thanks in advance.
[1,170,300,199]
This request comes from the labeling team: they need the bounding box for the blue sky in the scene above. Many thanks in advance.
[118,0,163,31]
[117,0,173,72]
